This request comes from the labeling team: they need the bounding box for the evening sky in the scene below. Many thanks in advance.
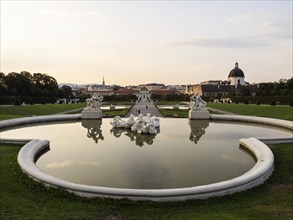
[1,1,292,85]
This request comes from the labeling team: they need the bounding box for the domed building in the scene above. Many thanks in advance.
[228,62,245,86]
[186,61,257,97]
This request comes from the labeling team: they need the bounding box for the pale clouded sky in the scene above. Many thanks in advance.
[1,1,292,85]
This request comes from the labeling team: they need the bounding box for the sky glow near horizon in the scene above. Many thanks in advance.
[1,1,292,86]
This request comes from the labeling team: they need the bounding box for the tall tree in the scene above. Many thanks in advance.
[59,85,73,99]
[33,73,58,97]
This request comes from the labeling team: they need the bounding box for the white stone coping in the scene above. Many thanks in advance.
[1,114,293,201]
[0,114,81,130]
[210,114,293,131]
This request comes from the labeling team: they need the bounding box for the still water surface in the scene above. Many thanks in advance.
[2,118,291,189]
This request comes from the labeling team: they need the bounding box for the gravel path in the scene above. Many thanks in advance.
[126,96,162,117]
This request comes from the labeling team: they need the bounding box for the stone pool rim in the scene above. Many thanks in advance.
[0,114,292,201]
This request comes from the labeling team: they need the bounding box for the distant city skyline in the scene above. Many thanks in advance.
[1,1,292,86]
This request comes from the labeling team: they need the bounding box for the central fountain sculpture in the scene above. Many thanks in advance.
[110,113,160,134]
[81,93,103,119]
[189,94,210,119]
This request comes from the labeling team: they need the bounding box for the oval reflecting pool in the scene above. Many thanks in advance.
[1,118,291,189]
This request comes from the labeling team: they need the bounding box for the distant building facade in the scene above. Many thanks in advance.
[139,83,165,91]
[186,62,257,97]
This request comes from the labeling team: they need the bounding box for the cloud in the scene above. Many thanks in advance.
[40,9,69,19]
[221,155,251,165]
[226,13,255,23]
[165,37,269,49]
[46,160,100,168]
[258,21,292,39]
[75,11,96,17]
[78,160,100,166]
[46,160,73,168]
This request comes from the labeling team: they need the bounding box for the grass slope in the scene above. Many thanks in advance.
[208,103,293,121]
[158,108,188,118]
[103,108,131,117]
[157,103,293,120]
[0,143,292,219]
[0,103,86,120]
[0,103,133,120]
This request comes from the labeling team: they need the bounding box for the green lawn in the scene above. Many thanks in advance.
[158,108,189,118]
[0,143,292,219]
[0,103,133,120]
[208,103,293,121]
[155,101,187,105]
[103,107,132,117]
[157,103,293,120]
[0,103,86,120]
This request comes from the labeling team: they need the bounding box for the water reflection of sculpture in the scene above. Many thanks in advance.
[87,127,104,143]
[110,127,157,147]
[81,120,104,143]
[188,120,209,144]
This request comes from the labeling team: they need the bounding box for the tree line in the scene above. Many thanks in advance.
[0,71,73,105]
[256,78,293,96]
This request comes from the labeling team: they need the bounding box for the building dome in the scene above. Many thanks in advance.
[228,62,245,78]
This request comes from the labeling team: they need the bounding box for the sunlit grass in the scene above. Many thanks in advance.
[207,103,293,121]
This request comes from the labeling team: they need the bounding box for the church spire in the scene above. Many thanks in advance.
[102,76,105,87]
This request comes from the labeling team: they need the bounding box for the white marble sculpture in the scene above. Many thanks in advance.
[190,94,207,110]
[110,113,160,134]
[110,104,116,110]
[189,94,209,119]
[110,114,136,128]
[81,93,103,119]
[85,93,103,109]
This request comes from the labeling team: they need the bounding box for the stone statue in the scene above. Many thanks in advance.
[190,94,206,110]
[82,93,103,119]
[189,94,209,119]
[110,113,160,135]
[110,116,126,128]
[86,93,103,109]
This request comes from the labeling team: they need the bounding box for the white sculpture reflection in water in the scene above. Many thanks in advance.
[81,120,104,143]
[87,126,104,143]
[110,127,157,147]
[189,120,209,144]
[110,113,160,134]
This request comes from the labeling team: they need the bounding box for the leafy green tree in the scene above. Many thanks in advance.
[0,72,8,95]
[33,73,58,97]
[59,85,73,99]
[239,86,251,96]
[285,77,293,95]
